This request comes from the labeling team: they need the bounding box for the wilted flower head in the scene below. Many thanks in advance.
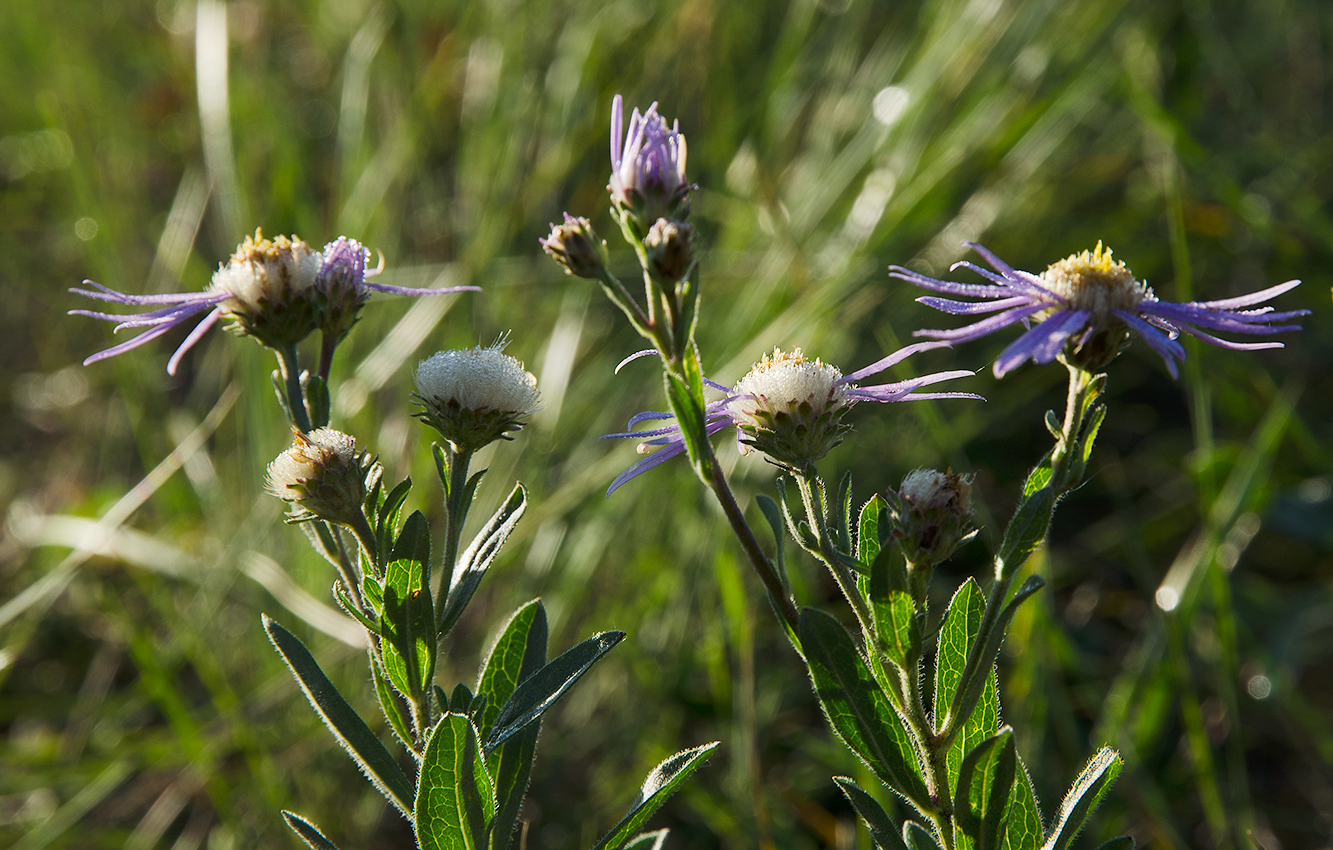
[603,341,981,494]
[609,94,691,229]
[886,468,977,569]
[71,230,478,374]
[267,427,372,526]
[413,341,542,452]
[891,242,1308,377]
[540,214,607,279]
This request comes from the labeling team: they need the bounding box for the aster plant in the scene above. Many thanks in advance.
[539,94,1205,850]
[73,227,718,850]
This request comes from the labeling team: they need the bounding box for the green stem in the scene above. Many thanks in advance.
[438,447,474,618]
[314,521,363,610]
[346,511,382,579]
[794,472,874,640]
[276,345,312,433]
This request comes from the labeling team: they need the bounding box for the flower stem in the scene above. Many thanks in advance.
[438,446,474,621]
[276,345,313,433]
[347,510,381,579]
[794,471,874,640]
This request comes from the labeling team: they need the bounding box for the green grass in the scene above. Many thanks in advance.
[3,0,1331,847]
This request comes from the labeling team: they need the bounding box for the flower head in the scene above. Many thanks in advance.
[267,427,373,526]
[644,218,694,282]
[71,230,479,374]
[891,242,1308,377]
[540,214,608,279]
[412,341,542,452]
[609,94,691,229]
[602,341,981,494]
[886,468,977,569]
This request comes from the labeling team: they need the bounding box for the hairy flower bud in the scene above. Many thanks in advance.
[887,468,976,569]
[609,95,692,234]
[210,230,322,350]
[267,428,372,526]
[540,214,607,279]
[729,348,853,470]
[645,218,693,282]
[413,342,542,452]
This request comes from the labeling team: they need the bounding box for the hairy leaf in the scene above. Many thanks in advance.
[592,742,720,850]
[438,483,527,637]
[1040,748,1122,850]
[954,727,1016,850]
[835,777,908,850]
[415,714,494,850]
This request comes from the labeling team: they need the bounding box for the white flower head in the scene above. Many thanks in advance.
[413,340,542,452]
[267,427,370,525]
[726,348,854,468]
[208,230,323,349]
[889,468,976,569]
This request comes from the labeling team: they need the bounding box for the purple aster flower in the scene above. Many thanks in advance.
[603,341,981,494]
[890,242,1308,378]
[609,94,691,226]
[72,231,478,374]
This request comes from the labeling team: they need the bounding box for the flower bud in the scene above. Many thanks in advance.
[729,348,854,470]
[609,95,692,235]
[540,214,607,279]
[645,218,693,282]
[413,342,542,452]
[887,469,976,569]
[210,229,322,350]
[313,236,373,342]
[267,428,372,526]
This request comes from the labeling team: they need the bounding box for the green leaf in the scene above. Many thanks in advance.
[450,683,475,713]
[381,511,435,701]
[1002,755,1043,850]
[935,579,984,731]
[362,575,384,617]
[871,589,920,673]
[333,580,379,633]
[664,367,709,474]
[903,821,944,850]
[591,742,721,850]
[858,495,886,566]
[375,476,413,558]
[263,616,414,815]
[798,608,929,809]
[487,630,626,750]
[998,484,1056,572]
[755,494,788,586]
[621,830,670,850]
[1040,748,1122,850]
[1092,839,1134,850]
[475,601,548,850]
[834,777,908,850]
[371,654,414,751]
[415,714,494,850]
[438,483,527,638]
[951,669,1000,796]
[954,727,1016,850]
[282,811,341,850]
[834,469,854,553]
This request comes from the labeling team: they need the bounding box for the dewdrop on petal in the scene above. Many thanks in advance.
[267,428,371,526]
[413,342,542,452]
[729,348,854,470]
[887,468,977,569]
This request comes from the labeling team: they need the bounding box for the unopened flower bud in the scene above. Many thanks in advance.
[413,341,542,452]
[645,219,693,282]
[888,469,976,569]
[313,237,373,342]
[540,214,607,279]
[210,229,322,350]
[729,348,854,470]
[267,428,372,526]
[608,95,693,234]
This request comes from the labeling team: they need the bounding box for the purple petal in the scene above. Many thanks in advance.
[167,307,223,375]
[615,349,659,373]
[606,439,689,496]
[71,281,219,305]
[1176,325,1287,351]
[913,302,1047,343]
[890,266,1011,298]
[839,340,951,384]
[362,282,481,297]
[962,242,1021,277]
[1116,311,1186,377]
[82,319,183,365]
[992,310,1089,376]
[1190,279,1301,309]
[916,295,1034,316]
[610,94,624,167]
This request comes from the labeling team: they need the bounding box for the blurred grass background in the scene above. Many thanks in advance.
[2,0,1331,847]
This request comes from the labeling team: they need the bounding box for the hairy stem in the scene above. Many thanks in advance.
[276,345,312,433]
[439,446,474,616]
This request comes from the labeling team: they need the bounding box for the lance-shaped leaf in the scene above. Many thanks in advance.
[935,579,986,752]
[858,495,886,566]
[476,600,548,850]
[486,630,625,750]
[381,511,435,701]
[438,483,527,638]
[953,727,1017,850]
[1040,748,1121,850]
[903,821,945,850]
[798,608,929,809]
[415,713,495,850]
[375,476,413,559]
[997,479,1056,573]
[834,777,908,850]
[755,494,788,585]
[592,742,720,850]
[622,830,670,850]
[1002,755,1044,850]
[282,811,342,850]
[872,589,920,673]
[263,616,413,815]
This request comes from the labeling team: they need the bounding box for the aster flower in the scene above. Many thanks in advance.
[603,341,980,494]
[890,242,1308,378]
[609,94,691,227]
[71,230,478,374]
[412,340,542,453]
[267,427,373,527]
